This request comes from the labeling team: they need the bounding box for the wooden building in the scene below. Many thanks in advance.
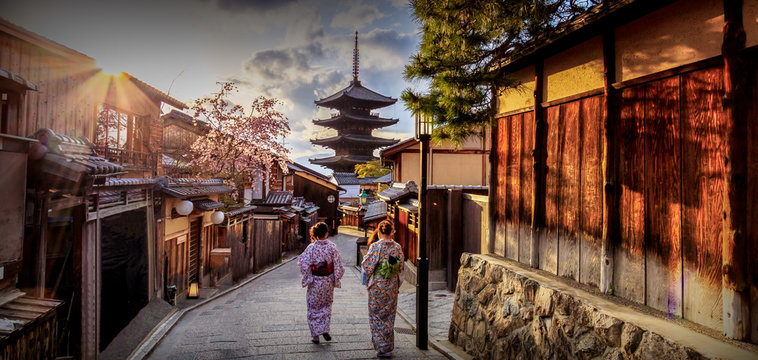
[285,162,341,233]
[161,109,210,176]
[380,136,490,186]
[0,17,192,358]
[310,32,399,172]
[490,0,758,342]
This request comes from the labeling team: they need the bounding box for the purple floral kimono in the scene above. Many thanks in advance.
[361,239,404,353]
[298,239,344,337]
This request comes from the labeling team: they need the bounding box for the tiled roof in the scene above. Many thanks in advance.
[379,137,417,159]
[98,178,156,187]
[310,155,376,168]
[363,200,388,222]
[193,198,224,211]
[160,178,233,198]
[161,110,211,132]
[311,134,398,147]
[313,113,398,129]
[286,162,329,181]
[225,205,256,217]
[0,292,63,344]
[34,128,125,180]
[264,190,293,205]
[377,181,418,202]
[163,154,190,168]
[330,172,377,186]
[373,173,392,184]
[427,185,489,191]
[315,80,396,110]
[0,68,37,91]
[124,73,187,109]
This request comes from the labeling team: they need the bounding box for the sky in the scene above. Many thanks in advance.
[2,0,425,174]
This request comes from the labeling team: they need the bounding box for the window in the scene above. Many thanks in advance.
[96,105,143,151]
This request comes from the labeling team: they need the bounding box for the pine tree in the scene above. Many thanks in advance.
[403,0,600,141]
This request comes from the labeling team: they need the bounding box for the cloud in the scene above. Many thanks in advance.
[330,3,384,29]
[213,0,298,12]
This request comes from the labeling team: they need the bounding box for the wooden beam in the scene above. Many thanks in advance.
[488,87,499,259]
[447,189,463,290]
[530,61,545,268]
[36,191,49,298]
[721,0,750,340]
[600,30,617,295]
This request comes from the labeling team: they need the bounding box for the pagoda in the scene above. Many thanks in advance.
[310,32,399,172]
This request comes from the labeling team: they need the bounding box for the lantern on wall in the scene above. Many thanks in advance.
[211,210,225,225]
[187,282,199,299]
[175,200,194,216]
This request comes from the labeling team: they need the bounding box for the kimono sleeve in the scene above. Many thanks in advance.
[298,245,314,287]
[395,242,405,285]
[361,242,381,278]
[331,242,345,288]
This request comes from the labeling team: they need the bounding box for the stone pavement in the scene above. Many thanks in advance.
[147,233,447,360]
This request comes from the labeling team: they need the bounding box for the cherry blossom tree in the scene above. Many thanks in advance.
[189,82,290,201]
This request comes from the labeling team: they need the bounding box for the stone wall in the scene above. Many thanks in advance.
[449,253,715,360]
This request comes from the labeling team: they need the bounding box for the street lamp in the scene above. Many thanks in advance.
[414,112,432,350]
[359,189,369,238]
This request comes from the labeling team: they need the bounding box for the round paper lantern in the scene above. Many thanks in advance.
[175,200,194,216]
[211,211,225,225]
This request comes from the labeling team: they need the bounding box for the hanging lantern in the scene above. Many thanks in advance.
[175,200,194,216]
[211,210,225,225]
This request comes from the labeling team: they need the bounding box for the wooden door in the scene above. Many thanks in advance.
[188,218,201,284]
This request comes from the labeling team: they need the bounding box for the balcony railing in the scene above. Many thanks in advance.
[94,146,157,173]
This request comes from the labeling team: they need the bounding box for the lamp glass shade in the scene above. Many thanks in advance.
[175,200,194,216]
[211,210,225,225]
[414,113,433,139]
[187,283,199,299]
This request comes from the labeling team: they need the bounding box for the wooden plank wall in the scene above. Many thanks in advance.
[0,31,99,139]
[461,194,489,255]
[427,189,448,270]
[749,63,758,344]
[494,112,534,262]
[253,219,282,272]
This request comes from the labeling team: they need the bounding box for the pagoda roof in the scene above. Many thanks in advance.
[313,113,399,129]
[309,155,377,168]
[311,134,399,147]
[314,80,396,110]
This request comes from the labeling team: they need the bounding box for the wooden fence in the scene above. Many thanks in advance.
[253,216,283,272]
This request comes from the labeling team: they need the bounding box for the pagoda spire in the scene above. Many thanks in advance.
[353,31,359,83]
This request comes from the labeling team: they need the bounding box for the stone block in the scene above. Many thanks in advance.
[535,287,555,317]
[593,312,623,347]
[523,279,539,304]
[555,293,577,316]
[601,348,624,360]
[460,252,471,267]
[575,332,603,360]
[620,323,643,355]
[635,332,699,360]
[478,284,496,305]
[485,264,504,284]
[502,297,520,317]
[470,276,488,295]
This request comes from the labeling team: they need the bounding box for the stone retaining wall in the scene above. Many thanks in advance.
[449,253,711,360]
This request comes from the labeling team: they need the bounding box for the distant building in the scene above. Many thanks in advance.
[380,135,490,186]
[310,32,399,172]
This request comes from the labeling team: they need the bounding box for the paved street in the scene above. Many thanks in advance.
[147,233,447,360]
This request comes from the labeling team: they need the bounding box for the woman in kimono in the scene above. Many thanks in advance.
[298,222,344,344]
[361,220,404,357]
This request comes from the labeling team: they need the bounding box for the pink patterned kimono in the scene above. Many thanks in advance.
[298,239,344,337]
[361,239,404,354]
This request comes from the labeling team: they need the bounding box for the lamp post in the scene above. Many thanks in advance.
[414,112,432,350]
[359,189,369,238]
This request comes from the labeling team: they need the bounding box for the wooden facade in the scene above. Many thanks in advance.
[490,0,758,342]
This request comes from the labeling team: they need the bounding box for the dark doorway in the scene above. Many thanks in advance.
[100,209,148,351]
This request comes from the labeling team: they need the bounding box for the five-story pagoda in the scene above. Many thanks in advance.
[310,32,399,172]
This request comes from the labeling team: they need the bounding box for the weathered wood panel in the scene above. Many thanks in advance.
[462,195,488,255]
[427,189,448,270]
[541,105,560,274]
[558,101,580,281]
[494,116,508,257]
[749,61,758,344]
[644,76,682,317]
[579,95,603,287]
[505,113,521,261]
[253,218,282,272]
[615,85,646,304]
[519,112,535,264]
[682,68,725,330]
